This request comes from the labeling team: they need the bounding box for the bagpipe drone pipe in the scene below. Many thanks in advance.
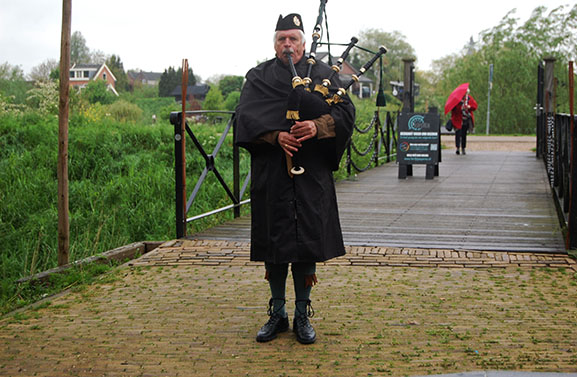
[284,3,387,176]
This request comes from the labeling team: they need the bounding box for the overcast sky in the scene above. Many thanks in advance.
[0,0,572,81]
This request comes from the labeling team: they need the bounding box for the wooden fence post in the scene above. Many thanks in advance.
[57,0,71,266]
[402,58,415,112]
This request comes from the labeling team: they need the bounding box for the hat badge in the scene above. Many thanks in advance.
[293,15,301,27]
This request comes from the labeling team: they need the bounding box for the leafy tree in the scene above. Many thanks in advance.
[0,62,24,81]
[224,91,241,111]
[432,4,577,134]
[26,80,59,115]
[29,59,59,82]
[203,86,224,111]
[218,76,244,97]
[158,66,196,97]
[106,55,128,92]
[49,67,60,81]
[90,50,107,65]
[349,29,415,85]
[71,31,91,64]
[0,62,30,104]
[82,80,116,105]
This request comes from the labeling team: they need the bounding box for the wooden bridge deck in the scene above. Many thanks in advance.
[189,150,566,254]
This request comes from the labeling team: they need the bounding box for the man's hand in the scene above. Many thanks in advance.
[290,120,317,142]
[278,131,301,157]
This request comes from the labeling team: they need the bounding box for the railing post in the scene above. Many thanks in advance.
[374,110,380,167]
[174,113,186,239]
[386,112,392,163]
[536,62,545,158]
[346,143,351,177]
[567,61,576,249]
[544,57,556,187]
[233,115,240,218]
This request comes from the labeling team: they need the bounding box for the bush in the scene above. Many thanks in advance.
[82,80,117,105]
[224,91,241,111]
[105,100,143,123]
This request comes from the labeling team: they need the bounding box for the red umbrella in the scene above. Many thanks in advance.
[444,82,469,114]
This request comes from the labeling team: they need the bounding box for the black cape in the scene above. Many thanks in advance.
[235,56,355,264]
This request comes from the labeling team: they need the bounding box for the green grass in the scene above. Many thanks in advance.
[1,260,122,316]
[0,112,251,314]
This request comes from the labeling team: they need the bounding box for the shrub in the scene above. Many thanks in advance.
[105,100,143,123]
[82,80,117,105]
[224,91,241,111]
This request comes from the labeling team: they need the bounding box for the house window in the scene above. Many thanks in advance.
[70,71,75,78]
[103,73,107,81]
[83,71,90,78]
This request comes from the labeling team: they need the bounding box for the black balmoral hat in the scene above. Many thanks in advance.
[275,13,304,32]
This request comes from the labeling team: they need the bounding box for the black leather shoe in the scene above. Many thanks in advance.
[293,313,316,344]
[256,313,289,342]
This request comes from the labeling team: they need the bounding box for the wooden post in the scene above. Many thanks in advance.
[402,58,415,112]
[179,60,188,237]
[57,0,71,266]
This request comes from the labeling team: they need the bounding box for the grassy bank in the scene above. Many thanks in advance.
[0,112,251,314]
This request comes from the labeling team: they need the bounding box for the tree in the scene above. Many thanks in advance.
[202,86,224,111]
[218,76,244,97]
[0,62,30,104]
[349,29,416,85]
[158,66,196,97]
[90,50,107,65]
[28,59,59,82]
[26,80,59,115]
[432,4,577,134]
[71,31,91,64]
[82,80,116,105]
[106,55,128,92]
[224,91,241,111]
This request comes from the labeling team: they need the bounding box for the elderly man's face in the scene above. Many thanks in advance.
[275,29,306,65]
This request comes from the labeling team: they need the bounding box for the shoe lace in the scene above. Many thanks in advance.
[295,299,315,319]
[266,298,286,317]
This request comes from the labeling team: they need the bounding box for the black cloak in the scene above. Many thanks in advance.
[235,56,356,264]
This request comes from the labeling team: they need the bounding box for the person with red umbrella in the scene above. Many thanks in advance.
[444,83,478,155]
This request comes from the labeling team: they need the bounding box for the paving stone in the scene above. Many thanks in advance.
[6,253,577,376]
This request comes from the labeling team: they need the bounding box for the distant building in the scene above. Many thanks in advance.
[170,84,211,103]
[316,52,374,99]
[127,70,162,87]
[69,63,118,96]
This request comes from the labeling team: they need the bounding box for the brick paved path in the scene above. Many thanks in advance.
[131,239,577,270]
[2,240,576,377]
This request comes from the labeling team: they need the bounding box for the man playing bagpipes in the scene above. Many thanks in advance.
[235,12,356,344]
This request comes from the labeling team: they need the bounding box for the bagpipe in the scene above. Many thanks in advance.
[284,0,387,176]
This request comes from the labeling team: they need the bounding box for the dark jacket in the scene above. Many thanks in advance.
[235,56,355,264]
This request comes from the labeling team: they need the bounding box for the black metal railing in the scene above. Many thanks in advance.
[536,60,576,249]
[170,108,397,238]
[169,110,250,238]
[346,110,397,175]
[542,113,577,247]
